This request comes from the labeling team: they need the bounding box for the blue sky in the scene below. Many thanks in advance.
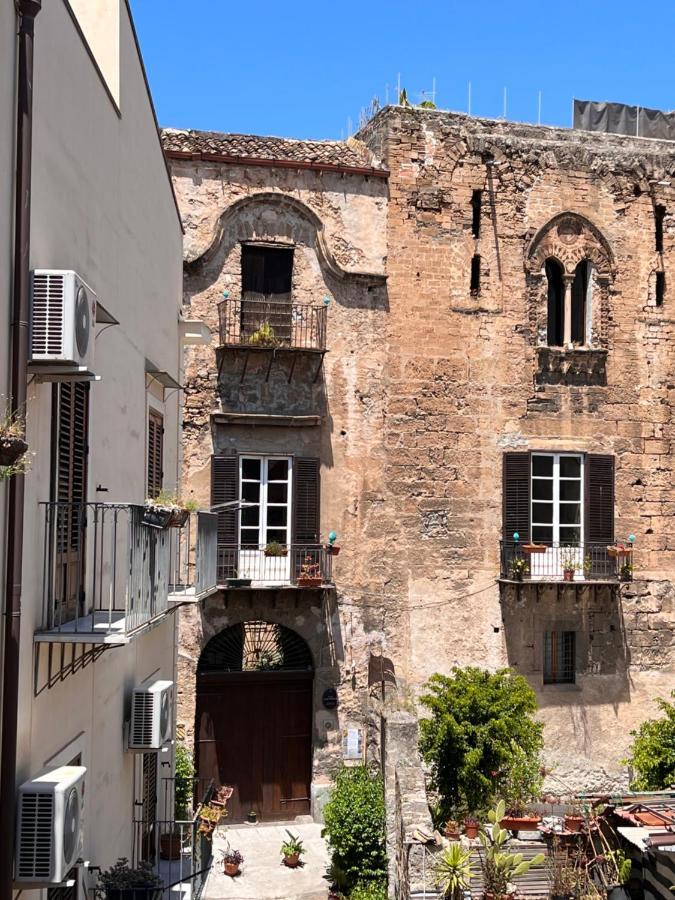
[131,0,674,140]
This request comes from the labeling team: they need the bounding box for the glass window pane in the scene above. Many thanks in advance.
[560,456,581,478]
[532,479,553,500]
[559,480,580,501]
[532,455,553,477]
[241,506,259,527]
[266,529,287,545]
[267,482,288,504]
[241,529,259,547]
[267,506,288,527]
[241,481,260,502]
[532,502,553,524]
[560,503,581,525]
[242,458,261,480]
[559,526,581,544]
[532,525,553,543]
[267,459,289,481]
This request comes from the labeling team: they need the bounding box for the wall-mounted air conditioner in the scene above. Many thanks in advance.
[30,270,96,370]
[128,679,174,751]
[15,765,86,884]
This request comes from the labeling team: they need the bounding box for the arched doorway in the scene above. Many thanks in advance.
[195,621,314,822]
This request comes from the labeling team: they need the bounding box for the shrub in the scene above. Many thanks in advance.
[174,743,194,819]
[322,765,387,891]
[418,667,543,821]
[349,879,387,900]
[626,691,675,790]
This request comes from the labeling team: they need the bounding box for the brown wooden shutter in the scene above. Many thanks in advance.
[293,457,320,544]
[585,454,614,544]
[57,382,89,549]
[147,410,164,498]
[211,455,238,545]
[502,452,530,541]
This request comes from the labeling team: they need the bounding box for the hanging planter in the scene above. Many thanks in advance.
[168,508,190,528]
[142,506,173,529]
[326,544,341,556]
[607,544,632,558]
[0,436,28,467]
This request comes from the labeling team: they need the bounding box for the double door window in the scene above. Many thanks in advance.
[240,457,291,548]
[531,453,583,545]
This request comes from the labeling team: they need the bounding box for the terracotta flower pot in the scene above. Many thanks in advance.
[223,862,240,877]
[563,569,575,582]
[443,828,461,840]
[484,892,516,900]
[564,814,584,833]
[283,852,301,868]
[522,543,547,554]
[327,545,340,556]
[464,822,480,839]
[500,815,541,832]
[168,508,190,528]
[297,576,322,588]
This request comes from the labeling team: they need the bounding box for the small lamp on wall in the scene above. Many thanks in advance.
[327,530,340,556]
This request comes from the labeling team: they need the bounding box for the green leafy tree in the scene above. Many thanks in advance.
[322,766,387,892]
[419,667,543,821]
[626,691,675,790]
[174,743,194,819]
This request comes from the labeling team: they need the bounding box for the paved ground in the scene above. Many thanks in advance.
[204,821,331,900]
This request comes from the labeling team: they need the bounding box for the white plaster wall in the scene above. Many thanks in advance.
[12,0,184,889]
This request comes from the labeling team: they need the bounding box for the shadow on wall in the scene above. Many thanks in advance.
[499,582,631,711]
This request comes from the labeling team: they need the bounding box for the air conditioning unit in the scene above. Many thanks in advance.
[129,679,174,751]
[30,270,96,369]
[15,765,86,885]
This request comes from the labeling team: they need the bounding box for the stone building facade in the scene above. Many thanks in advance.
[163,107,675,819]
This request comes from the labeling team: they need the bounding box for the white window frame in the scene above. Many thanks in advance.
[531,452,584,545]
[238,455,293,549]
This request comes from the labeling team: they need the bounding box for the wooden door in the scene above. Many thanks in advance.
[195,672,312,822]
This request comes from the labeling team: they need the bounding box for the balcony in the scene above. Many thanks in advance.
[499,541,632,585]
[218,297,327,353]
[35,503,219,645]
[217,543,333,589]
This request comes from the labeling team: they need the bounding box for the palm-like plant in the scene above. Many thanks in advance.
[478,801,545,898]
[433,843,473,900]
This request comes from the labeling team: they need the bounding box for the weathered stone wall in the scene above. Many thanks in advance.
[168,107,675,807]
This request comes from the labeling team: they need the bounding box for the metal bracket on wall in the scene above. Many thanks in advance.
[33,640,110,696]
[313,351,327,383]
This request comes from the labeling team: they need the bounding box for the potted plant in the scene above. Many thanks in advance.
[211,784,234,809]
[507,557,529,582]
[564,799,585,833]
[281,830,305,867]
[464,815,481,840]
[478,801,545,900]
[499,742,543,832]
[98,859,163,900]
[297,555,323,588]
[197,803,223,837]
[160,744,194,859]
[247,808,258,823]
[619,562,633,582]
[0,402,28,469]
[222,847,244,877]
[607,543,632,559]
[248,322,279,347]
[582,555,594,580]
[547,837,582,900]
[433,843,473,899]
[560,547,578,582]
[263,540,288,557]
[443,818,461,840]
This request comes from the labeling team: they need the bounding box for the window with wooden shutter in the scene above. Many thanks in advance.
[585,454,614,544]
[502,452,530,541]
[211,455,238,545]
[147,410,164,498]
[292,457,320,544]
[544,630,576,684]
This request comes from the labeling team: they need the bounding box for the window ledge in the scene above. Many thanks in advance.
[535,347,607,387]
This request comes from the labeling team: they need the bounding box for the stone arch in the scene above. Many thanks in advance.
[526,212,616,277]
[186,191,385,284]
[198,620,315,673]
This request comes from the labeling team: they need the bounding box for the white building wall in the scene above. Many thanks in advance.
[8,0,184,890]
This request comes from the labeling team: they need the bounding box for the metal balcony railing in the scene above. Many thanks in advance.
[217,543,333,587]
[218,296,327,351]
[499,541,633,583]
[169,511,218,600]
[38,503,218,643]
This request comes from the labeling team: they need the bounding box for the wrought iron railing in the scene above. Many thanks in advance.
[39,502,217,638]
[217,543,333,587]
[499,541,633,583]
[218,296,327,351]
[169,511,218,599]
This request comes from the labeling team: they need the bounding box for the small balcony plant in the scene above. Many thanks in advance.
[197,802,224,837]
[143,491,198,529]
[264,540,288,557]
[222,847,244,878]
[619,561,633,582]
[97,858,163,900]
[281,830,305,868]
[507,557,529,582]
[560,547,578,582]
[297,554,322,588]
[248,322,279,347]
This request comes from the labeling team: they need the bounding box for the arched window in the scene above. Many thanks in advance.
[546,259,564,346]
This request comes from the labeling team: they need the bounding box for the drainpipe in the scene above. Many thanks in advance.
[0,2,41,897]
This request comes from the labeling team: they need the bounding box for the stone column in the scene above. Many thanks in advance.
[563,273,575,347]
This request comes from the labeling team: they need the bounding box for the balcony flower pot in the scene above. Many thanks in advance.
[168,508,190,528]
[222,849,244,877]
[98,859,163,900]
[0,436,27,467]
[607,544,632,558]
[562,569,575,582]
[227,577,252,588]
[327,544,341,556]
[297,576,322,588]
[159,832,183,860]
[142,506,172,529]
[563,814,584,833]
[500,814,541,832]
[283,852,301,868]
[522,543,546,554]
[263,542,288,557]
[464,818,480,839]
